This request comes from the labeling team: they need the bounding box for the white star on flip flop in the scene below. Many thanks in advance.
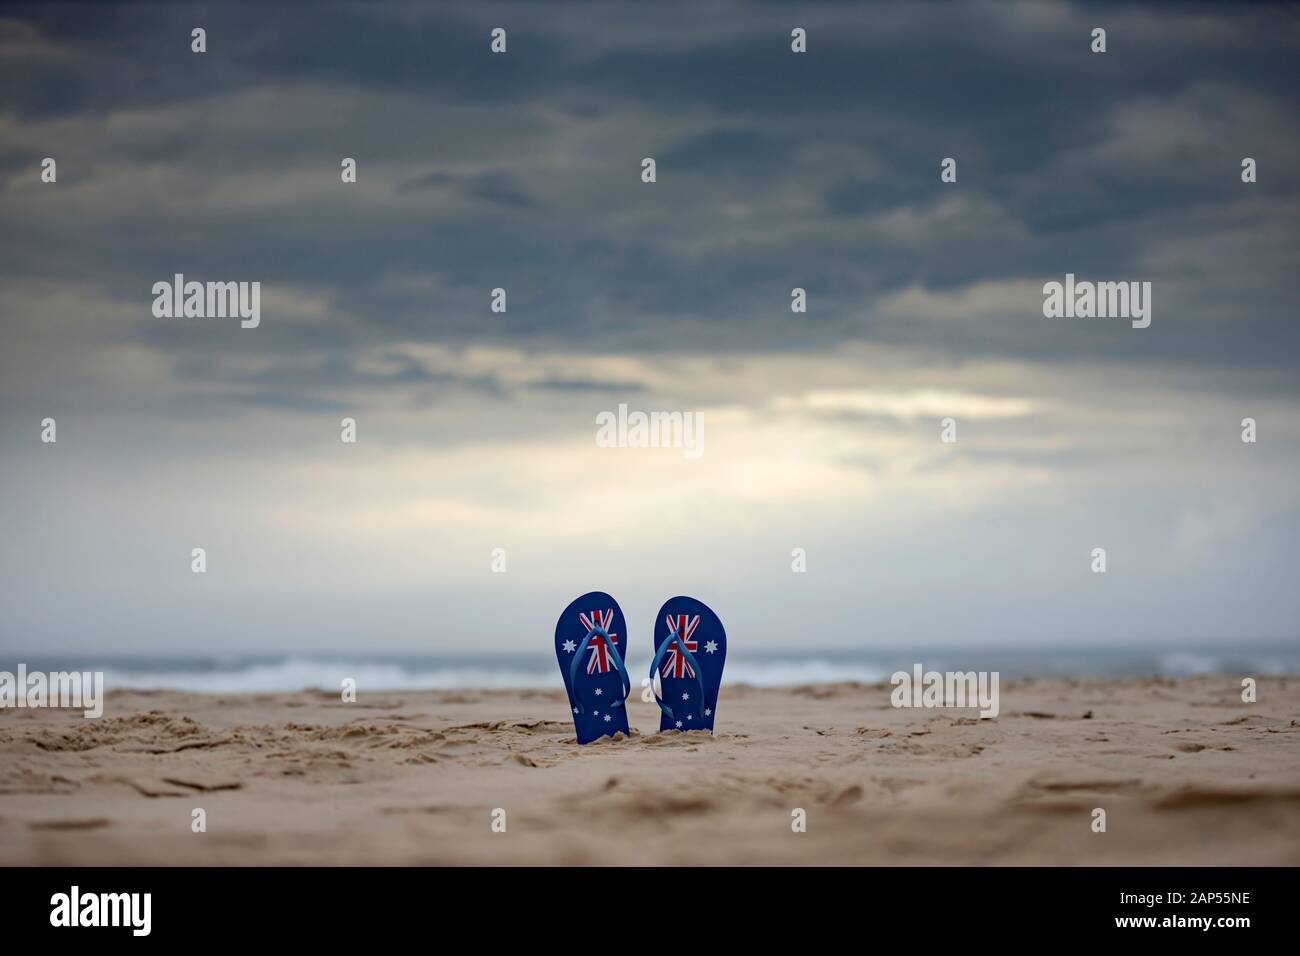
[603,714,612,723]
[573,706,580,713]
[704,708,712,717]
[705,640,718,654]
[562,640,576,653]
[681,692,689,700]
[675,720,683,729]
[685,714,692,720]
[595,688,603,696]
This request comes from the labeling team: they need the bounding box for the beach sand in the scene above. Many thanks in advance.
[2,677,1298,865]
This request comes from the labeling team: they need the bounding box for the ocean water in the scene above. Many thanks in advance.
[3,644,1297,693]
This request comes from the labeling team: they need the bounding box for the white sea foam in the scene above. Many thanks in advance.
[57,646,1298,694]
[100,659,556,694]
[723,659,888,686]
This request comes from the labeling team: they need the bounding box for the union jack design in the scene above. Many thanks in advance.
[660,614,700,678]
[578,609,619,674]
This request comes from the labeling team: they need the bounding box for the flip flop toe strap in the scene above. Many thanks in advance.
[568,625,631,715]
[648,626,707,723]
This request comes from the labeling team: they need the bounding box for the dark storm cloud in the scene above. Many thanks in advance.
[398,168,539,208]
[1,0,1298,385]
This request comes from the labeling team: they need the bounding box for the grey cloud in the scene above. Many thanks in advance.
[1,1,1295,380]
[526,376,646,394]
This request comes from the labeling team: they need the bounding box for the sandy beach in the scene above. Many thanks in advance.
[2,677,1298,866]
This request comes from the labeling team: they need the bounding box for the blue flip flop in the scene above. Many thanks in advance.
[648,596,727,734]
[555,591,632,744]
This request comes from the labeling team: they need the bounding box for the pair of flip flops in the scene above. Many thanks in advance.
[554,592,727,744]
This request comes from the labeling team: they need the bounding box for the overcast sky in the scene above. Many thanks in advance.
[2,1,1298,656]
